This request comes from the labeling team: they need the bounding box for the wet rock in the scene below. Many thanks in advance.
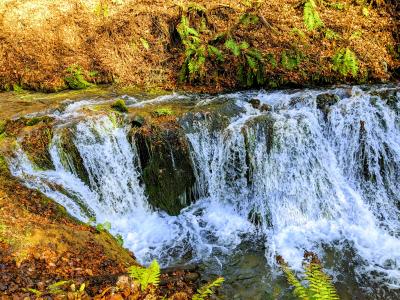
[371,88,399,111]
[249,98,260,109]
[316,93,340,117]
[20,121,55,170]
[130,119,196,215]
[260,104,271,112]
[180,99,245,133]
[56,126,90,186]
[130,114,145,127]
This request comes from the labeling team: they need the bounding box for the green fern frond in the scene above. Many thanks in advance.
[225,38,241,56]
[332,48,359,77]
[128,260,160,291]
[192,277,224,300]
[208,46,224,61]
[304,0,324,31]
[278,254,340,300]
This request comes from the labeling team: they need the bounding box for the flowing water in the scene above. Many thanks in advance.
[8,85,400,299]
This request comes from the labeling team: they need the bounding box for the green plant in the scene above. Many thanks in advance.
[281,50,303,70]
[96,221,111,232]
[177,13,208,83]
[304,0,324,31]
[324,29,340,40]
[115,233,124,246]
[225,38,265,86]
[25,281,86,297]
[0,120,6,135]
[239,13,260,26]
[278,253,339,300]
[94,0,109,17]
[140,37,150,50]
[332,48,359,77]
[13,84,23,93]
[111,99,128,113]
[329,2,345,10]
[65,65,91,90]
[128,260,160,291]
[192,277,225,300]
[152,107,173,117]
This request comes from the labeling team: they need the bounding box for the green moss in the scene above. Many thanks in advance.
[151,108,174,117]
[25,116,52,127]
[132,122,195,215]
[65,65,92,90]
[0,119,6,135]
[111,99,128,113]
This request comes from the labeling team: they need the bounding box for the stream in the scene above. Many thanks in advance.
[8,84,400,299]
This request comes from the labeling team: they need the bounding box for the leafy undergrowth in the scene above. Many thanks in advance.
[0,0,398,92]
[19,259,222,299]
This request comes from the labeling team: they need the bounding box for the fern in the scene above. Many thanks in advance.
[278,254,340,300]
[192,277,224,300]
[306,263,339,300]
[65,65,91,90]
[332,48,359,77]
[225,38,241,56]
[127,260,160,291]
[304,0,324,31]
[281,50,302,70]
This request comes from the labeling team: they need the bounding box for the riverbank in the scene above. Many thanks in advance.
[0,0,399,93]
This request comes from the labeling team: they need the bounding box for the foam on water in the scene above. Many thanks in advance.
[8,85,400,293]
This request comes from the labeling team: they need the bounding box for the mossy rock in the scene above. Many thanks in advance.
[20,122,55,170]
[111,99,128,113]
[316,93,340,117]
[56,126,91,186]
[130,119,196,215]
[180,99,245,133]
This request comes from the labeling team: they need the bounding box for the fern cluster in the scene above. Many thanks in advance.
[304,0,324,31]
[278,253,340,300]
[127,259,161,291]
[332,48,359,77]
[225,38,265,86]
[177,5,265,87]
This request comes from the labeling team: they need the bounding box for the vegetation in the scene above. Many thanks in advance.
[332,48,359,77]
[192,277,225,300]
[303,0,324,31]
[111,99,128,113]
[128,259,161,291]
[0,0,397,91]
[278,253,340,300]
[65,65,91,90]
[152,107,174,117]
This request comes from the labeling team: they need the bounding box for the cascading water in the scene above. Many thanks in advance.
[8,85,400,299]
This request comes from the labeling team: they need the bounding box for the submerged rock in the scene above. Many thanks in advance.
[130,117,196,215]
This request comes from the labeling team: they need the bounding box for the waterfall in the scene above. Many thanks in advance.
[8,85,400,294]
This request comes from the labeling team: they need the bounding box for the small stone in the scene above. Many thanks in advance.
[260,104,271,112]
[249,98,261,109]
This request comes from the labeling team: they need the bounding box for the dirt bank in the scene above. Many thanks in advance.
[0,0,399,93]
